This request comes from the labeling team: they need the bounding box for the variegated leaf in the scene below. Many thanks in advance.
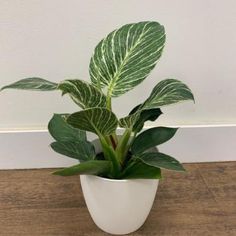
[90,21,165,97]
[0,78,57,91]
[119,112,140,129]
[58,80,106,109]
[142,79,194,109]
[48,113,87,142]
[130,105,162,133]
[67,108,118,135]
[119,79,193,129]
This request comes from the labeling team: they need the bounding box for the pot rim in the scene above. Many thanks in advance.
[81,174,159,183]
[82,174,130,182]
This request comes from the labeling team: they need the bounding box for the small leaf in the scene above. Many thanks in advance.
[1,78,57,91]
[90,21,166,97]
[67,108,118,136]
[50,141,95,161]
[119,112,140,128]
[142,79,194,109]
[129,104,162,132]
[48,114,87,142]
[121,159,162,179]
[138,152,185,172]
[131,127,178,154]
[58,80,106,109]
[53,160,111,176]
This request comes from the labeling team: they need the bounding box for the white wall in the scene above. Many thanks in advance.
[1,126,236,169]
[0,1,236,168]
[1,0,236,130]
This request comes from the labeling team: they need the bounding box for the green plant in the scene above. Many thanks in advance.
[1,21,194,179]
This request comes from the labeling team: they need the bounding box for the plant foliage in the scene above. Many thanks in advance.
[1,21,194,179]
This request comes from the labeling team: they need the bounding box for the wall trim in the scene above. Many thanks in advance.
[0,125,236,169]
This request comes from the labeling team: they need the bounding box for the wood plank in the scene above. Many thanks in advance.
[197,162,236,235]
[197,162,236,202]
[0,163,235,235]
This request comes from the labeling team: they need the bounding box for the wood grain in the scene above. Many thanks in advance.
[0,162,235,235]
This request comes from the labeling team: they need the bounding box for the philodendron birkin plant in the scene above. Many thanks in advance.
[1,21,194,234]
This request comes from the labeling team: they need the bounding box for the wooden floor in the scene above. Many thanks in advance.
[0,162,235,236]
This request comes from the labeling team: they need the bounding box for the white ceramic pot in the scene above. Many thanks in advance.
[80,138,159,235]
[80,175,158,235]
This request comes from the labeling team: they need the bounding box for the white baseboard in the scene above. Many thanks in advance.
[0,125,236,169]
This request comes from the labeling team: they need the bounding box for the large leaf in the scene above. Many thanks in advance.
[120,159,162,179]
[0,78,57,91]
[131,127,178,154]
[89,21,165,97]
[53,160,111,176]
[67,108,118,135]
[48,114,87,142]
[58,80,106,109]
[142,79,194,109]
[138,152,185,172]
[129,104,162,132]
[50,141,95,161]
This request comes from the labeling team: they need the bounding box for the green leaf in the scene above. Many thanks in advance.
[58,80,106,109]
[129,104,162,132]
[142,79,194,109]
[131,127,178,154]
[48,114,87,142]
[53,160,111,176]
[67,108,118,136]
[119,79,193,130]
[90,21,165,97]
[138,152,185,172]
[1,78,57,91]
[121,159,162,179]
[119,112,140,128]
[50,141,95,161]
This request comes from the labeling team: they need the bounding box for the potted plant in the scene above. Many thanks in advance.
[1,21,194,235]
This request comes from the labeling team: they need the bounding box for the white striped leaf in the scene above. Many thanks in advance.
[0,78,57,91]
[129,104,162,132]
[48,114,87,142]
[119,112,140,128]
[119,104,162,131]
[58,80,106,109]
[142,79,194,109]
[90,21,165,97]
[119,79,193,129]
[67,108,118,135]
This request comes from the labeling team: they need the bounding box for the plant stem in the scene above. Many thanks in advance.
[116,129,132,164]
[112,132,118,143]
[109,134,117,149]
[129,130,138,147]
[106,94,112,110]
[104,135,112,146]
[99,135,121,177]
